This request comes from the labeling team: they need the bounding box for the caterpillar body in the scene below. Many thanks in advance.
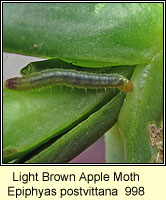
[4,68,133,92]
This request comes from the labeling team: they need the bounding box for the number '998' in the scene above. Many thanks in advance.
[125,187,145,196]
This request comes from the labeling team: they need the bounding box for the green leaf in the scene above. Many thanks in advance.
[26,92,125,163]
[3,86,114,162]
[118,51,163,163]
[3,3,163,67]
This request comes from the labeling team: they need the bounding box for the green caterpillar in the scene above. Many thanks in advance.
[4,68,133,92]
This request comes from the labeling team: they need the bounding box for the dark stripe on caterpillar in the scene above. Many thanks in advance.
[4,68,133,92]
